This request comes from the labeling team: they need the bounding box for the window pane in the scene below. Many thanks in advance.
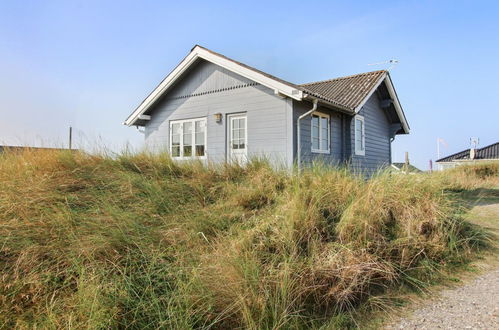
[321,138,328,150]
[321,127,328,138]
[320,117,328,129]
[195,132,204,145]
[233,128,239,140]
[312,137,320,150]
[195,120,205,133]
[233,118,239,129]
[312,125,319,139]
[183,145,192,157]
[195,145,205,156]
[239,128,245,141]
[171,146,180,157]
[171,123,181,157]
[172,123,181,135]
[238,118,245,129]
[195,120,206,157]
[312,116,319,128]
[183,122,192,146]
[183,122,192,134]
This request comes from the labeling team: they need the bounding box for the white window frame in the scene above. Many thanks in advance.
[310,111,330,154]
[354,115,365,156]
[169,117,207,160]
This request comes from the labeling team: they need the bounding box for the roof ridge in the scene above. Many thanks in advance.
[436,148,470,162]
[300,70,387,86]
[478,141,499,151]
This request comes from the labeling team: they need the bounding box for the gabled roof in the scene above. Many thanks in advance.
[124,45,409,134]
[436,142,499,162]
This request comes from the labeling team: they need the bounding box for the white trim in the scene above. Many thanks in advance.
[285,98,294,168]
[169,117,207,160]
[354,72,387,113]
[353,73,409,135]
[354,115,365,156]
[226,113,248,163]
[310,111,330,154]
[391,164,401,171]
[384,74,410,134]
[124,46,303,126]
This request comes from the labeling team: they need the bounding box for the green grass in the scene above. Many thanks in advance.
[0,150,497,329]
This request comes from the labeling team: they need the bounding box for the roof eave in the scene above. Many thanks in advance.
[302,94,354,114]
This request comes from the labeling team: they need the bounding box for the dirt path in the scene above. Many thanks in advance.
[385,269,499,329]
[385,192,499,330]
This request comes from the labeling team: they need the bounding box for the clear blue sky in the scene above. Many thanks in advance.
[1,0,498,169]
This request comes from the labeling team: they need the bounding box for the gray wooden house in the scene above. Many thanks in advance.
[124,45,410,175]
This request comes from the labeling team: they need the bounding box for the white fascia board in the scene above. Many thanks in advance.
[124,46,304,126]
[384,74,410,134]
[124,51,198,126]
[354,72,387,113]
[352,73,410,135]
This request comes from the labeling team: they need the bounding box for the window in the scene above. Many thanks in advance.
[230,116,246,150]
[311,112,330,153]
[354,115,365,156]
[169,118,207,159]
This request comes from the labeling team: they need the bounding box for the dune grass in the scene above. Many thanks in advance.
[0,150,496,329]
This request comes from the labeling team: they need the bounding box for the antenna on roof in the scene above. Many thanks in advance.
[368,59,399,71]
[470,137,479,149]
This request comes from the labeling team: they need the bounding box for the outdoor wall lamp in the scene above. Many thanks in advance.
[214,113,223,123]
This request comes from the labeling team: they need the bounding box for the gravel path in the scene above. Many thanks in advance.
[385,268,499,329]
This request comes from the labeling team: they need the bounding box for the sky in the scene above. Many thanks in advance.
[1,0,498,169]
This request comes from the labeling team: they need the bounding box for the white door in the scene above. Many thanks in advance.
[228,114,247,164]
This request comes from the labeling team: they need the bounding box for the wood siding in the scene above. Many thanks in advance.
[348,93,392,176]
[293,93,393,175]
[292,100,344,166]
[144,60,292,166]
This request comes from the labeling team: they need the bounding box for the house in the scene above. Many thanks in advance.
[436,142,499,170]
[391,162,423,174]
[124,45,410,175]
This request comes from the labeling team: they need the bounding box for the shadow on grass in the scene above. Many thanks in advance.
[447,187,499,207]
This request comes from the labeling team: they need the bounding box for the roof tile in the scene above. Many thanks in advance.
[299,70,387,111]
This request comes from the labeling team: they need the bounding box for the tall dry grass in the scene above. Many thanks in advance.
[0,149,493,329]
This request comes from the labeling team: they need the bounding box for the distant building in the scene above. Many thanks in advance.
[435,142,499,170]
[390,162,422,174]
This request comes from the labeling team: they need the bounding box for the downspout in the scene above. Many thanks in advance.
[297,99,318,170]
